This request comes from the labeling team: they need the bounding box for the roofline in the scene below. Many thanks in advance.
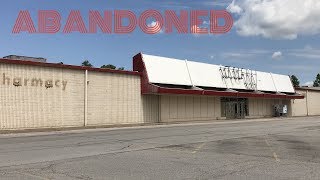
[0,58,141,76]
[148,84,304,99]
[295,87,320,92]
[3,55,46,59]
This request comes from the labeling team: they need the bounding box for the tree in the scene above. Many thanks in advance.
[81,60,93,67]
[290,75,300,87]
[313,73,320,87]
[101,64,116,69]
[100,64,125,70]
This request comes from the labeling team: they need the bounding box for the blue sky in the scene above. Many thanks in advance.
[0,0,319,85]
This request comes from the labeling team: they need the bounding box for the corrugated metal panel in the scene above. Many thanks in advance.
[142,95,159,123]
[160,95,220,122]
[248,98,291,118]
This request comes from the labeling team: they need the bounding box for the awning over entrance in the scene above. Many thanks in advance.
[133,53,304,99]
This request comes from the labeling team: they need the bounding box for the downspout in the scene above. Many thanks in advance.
[84,70,88,126]
[306,90,309,116]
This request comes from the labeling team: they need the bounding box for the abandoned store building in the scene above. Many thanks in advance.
[0,53,319,130]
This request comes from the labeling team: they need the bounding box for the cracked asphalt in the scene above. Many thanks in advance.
[0,117,320,179]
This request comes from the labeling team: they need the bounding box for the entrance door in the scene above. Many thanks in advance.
[237,101,246,119]
[226,101,237,119]
[223,98,247,119]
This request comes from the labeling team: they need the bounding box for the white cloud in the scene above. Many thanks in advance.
[272,65,316,71]
[288,46,320,59]
[147,21,164,33]
[227,0,320,39]
[221,52,254,59]
[220,49,270,59]
[227,1,242,14]
[201,1,232,7]
[272,51,282,59]
[303,81,314,87]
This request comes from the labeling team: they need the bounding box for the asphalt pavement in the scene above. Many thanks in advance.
[0,116,320,179]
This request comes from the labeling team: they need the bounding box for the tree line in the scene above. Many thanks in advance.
[81,60,125,70]
[290,74,320,87]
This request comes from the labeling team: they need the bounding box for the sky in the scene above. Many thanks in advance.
[0,0,319,86]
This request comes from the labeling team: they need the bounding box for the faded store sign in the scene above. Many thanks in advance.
[2,73,68,90]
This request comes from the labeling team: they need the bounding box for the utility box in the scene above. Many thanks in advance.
[273,105,288,117]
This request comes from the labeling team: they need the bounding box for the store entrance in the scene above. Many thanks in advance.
[221,98,248,119]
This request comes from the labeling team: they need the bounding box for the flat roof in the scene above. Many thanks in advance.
[0,58,140,76]
[296,87,320,92]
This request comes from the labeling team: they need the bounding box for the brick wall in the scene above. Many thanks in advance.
[86,71,144,125]
[0,62,154,130]
[0,64,85,129]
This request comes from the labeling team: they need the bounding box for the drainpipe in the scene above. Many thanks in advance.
[306,90,309,116]
[84,70,88,126]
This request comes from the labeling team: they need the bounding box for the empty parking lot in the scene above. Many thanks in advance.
[0,117,320,179]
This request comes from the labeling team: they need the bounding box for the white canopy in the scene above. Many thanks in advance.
[141,54,295,94]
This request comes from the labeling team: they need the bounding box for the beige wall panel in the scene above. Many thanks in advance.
[160,95,220,122]
[177,96,186,119]
[254,99,259,116]
[263,99,268,116]
[160,96,170,120]
[258,99,264,116]
[87,72,143,125]
[185,96,194,118]
[291,90,320,116]
[249,98,257,117]
[248,98,254,116]
[266,99,273,115]
[200,97,208,118]
[0,64,85,130]
[193,97,201,118]
[142,95,159,123]
[248,98,290,118]
[307,91,320,116]
[169,96,178,119]
[208,97,215,117]
[215,97,221,118]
